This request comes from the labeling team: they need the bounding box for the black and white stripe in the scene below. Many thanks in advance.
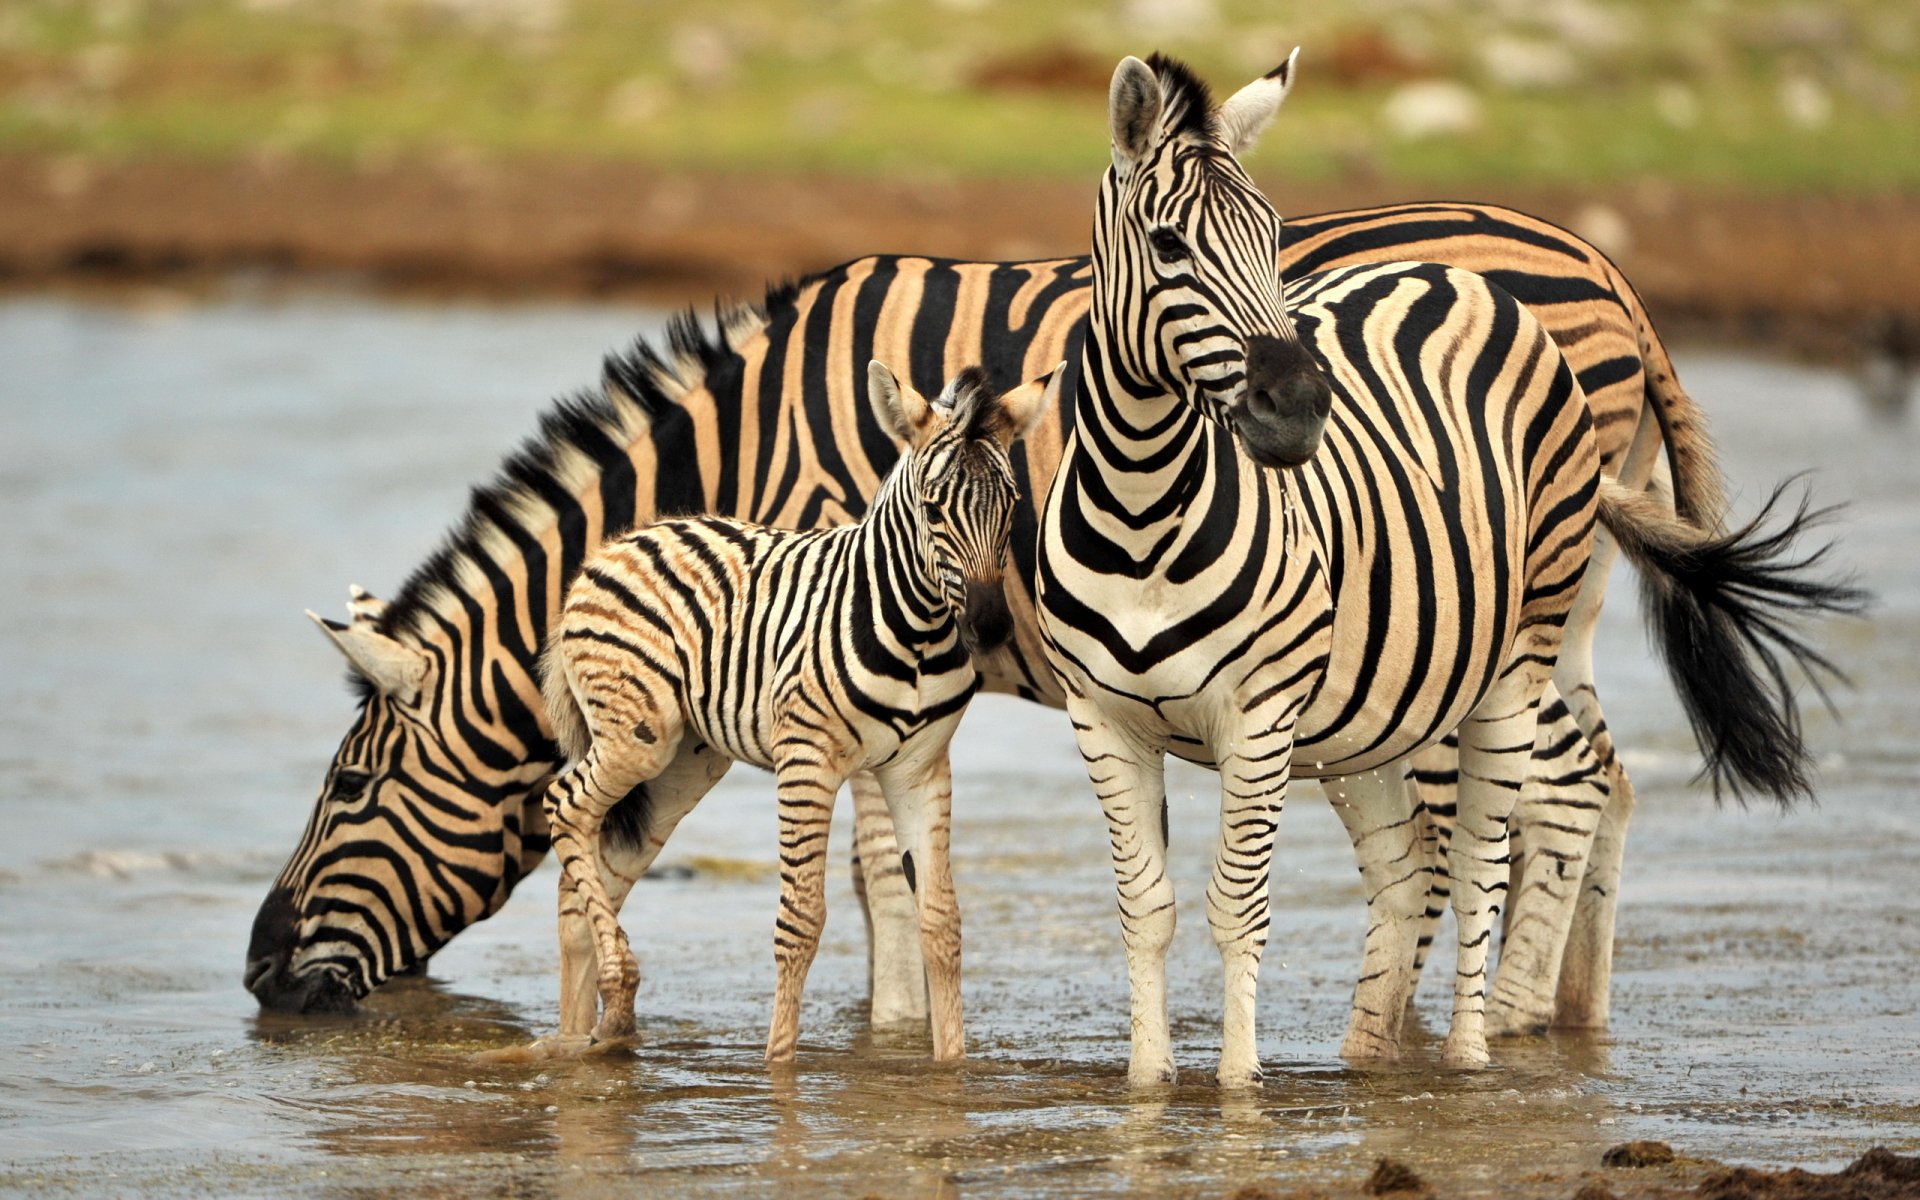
[1034,54,1861,1082]
[534,364,1049,1060]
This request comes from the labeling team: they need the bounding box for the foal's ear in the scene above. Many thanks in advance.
[868,359,938,448]
[992,362,1064,450]
[1216,47,1299,156]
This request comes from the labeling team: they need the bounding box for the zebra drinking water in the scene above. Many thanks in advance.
[534,362,1052,1060]
[1034,53,1864,1083]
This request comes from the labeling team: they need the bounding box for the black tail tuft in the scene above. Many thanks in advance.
[1624,477,1870,808]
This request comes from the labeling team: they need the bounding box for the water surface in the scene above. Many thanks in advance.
[2,295,1916,1197]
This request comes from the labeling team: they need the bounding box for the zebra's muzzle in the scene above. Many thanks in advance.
[245,888,362,1013]
[1236,334,1333,468]
[959,579,1013,656]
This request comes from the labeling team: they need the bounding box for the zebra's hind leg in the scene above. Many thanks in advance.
[1444,670,1550,1069]
[849,771,929,1027]
[1554,756,1634,1029]
[1064,690,1177,1087]
[767,748,849,1063]
[554,739,731,1044]
[1324,759,1429,1061]
[1486,685,1608,1038]
[547,731,682,1044]
[874,742,965,1062]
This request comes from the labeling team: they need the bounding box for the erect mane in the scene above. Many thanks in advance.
[1144,52,1218,144]
[374,273,812,645]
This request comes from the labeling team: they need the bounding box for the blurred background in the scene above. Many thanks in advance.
[1,0,1915,359]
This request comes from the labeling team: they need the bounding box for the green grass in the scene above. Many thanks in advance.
[2,0,1915,190]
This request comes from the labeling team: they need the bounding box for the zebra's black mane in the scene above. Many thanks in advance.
[371,273,811,645]
[1145,52,1218,144]
[945,365,998,440]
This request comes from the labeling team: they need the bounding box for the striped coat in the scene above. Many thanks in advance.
[536,364,1050,1061]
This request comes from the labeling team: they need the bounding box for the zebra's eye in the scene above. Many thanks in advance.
[329,770,371,801]
[1148,227,1188,264]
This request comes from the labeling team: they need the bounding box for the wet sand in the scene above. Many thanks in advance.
[1,296,1916,1197]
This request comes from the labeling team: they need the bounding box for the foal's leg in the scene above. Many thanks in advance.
[767,742,849,1063]
[874,744,965,1062]
[1323,759,1429,1060]
[547,724,682,1043]
[849,770,929,1026]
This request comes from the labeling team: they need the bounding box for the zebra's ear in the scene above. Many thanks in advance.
[346,584,386,626]
[867,359,936,448]
[1216,47,1299,156]
[1109,55,1163,177]
[307,609,427,704]
[992,362,1064,449]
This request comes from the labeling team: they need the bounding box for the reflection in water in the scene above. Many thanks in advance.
[2,299,1918,1195]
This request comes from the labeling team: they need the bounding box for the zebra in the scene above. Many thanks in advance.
[1033,52,1863,1083]
[249,168,1732,1025]
[535,362,1051,1061]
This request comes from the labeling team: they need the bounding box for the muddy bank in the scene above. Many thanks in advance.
[1,154,1915,357]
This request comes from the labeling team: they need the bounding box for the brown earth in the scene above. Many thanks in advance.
[2,153,1916,360]
[1206,1149,1920,1200]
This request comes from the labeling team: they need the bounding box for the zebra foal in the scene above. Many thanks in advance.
[538,362,1052,1060]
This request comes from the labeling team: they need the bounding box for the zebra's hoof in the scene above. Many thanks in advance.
[1128,1059,1177,1089]
[591,1013,636,1043]
[1441,1032,1491,1070]
[1486,1002,1552,1039]
[1216,1059,1263,1089]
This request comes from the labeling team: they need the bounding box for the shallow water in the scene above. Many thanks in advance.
[1,294,1916,1198]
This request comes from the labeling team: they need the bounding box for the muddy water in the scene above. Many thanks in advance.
[1,294,1916,1198]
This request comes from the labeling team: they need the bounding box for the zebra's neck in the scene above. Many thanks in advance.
[843,459,957,653]
[1072,298,1222,530]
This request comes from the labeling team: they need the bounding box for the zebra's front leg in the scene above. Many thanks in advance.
[1066,692,1176,1087]
[1324,759,1428,1061]
[767,754,847,1063]
[1209,730,1293,1088]
[849,770,929,1027]
[874,745,965,1062]
[1445,681,1545,1069]
[1488,688,1607,1038]
[1405,737,1459,992]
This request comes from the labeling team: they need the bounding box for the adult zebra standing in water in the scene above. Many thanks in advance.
[1034,53,1864,1082]
[250,88,1751,1032]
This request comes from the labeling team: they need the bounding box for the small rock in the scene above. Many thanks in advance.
[1572,1181,1617,1200]
[1601,1140,1675,1168]
[1365,1157,1428,1195]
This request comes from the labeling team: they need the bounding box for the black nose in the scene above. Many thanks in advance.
[1239,334,1333,468]
[245,887,354,1013]
[960,579,1013,656]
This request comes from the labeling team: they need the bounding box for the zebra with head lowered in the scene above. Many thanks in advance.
[537,363,1051,1061]
[1034,52,1863,1084]
[251,97,1757,1032]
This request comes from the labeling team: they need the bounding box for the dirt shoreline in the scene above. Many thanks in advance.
[3,154,1915,357]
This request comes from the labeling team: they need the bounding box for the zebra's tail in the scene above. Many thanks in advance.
[1610,262,1730,528]
[1595,476,1869,807]
[539,640,591,766]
